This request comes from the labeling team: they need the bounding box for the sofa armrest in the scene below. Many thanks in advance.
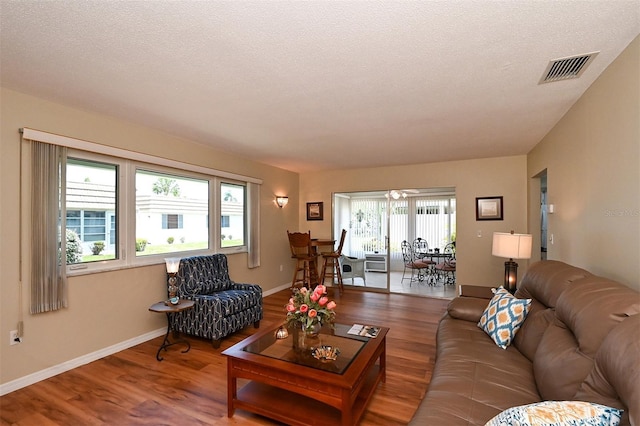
[447,296,491,323]
[459,284,494,299]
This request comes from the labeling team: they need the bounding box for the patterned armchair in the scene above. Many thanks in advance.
[170,254,263,348]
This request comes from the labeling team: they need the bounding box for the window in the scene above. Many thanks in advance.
[66,157,118,264]
[22,127,260,276]
[162,214,183,229]
[135,170,209,257]
[220,182,245,248]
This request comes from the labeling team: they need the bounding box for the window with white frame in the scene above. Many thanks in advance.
[135,169,209,257]
[66,157,118,263]
[22,127,261,282]
[220,182,246,248]
[60,150,248,272]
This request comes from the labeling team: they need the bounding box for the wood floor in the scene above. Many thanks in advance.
[0,289,448,426]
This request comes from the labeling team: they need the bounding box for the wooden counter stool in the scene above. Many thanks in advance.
[287,230,318,289]
[319,229,347,294]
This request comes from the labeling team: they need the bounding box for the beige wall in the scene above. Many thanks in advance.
[0,88,299,384]
[528,36,639,290]
[299,155,529,287]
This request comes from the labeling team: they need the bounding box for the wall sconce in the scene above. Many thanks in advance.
[165,258,181,303]
[276,196,289,208]
[492,231,532,293]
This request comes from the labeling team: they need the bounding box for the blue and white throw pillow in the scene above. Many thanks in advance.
[485,400,623,426]
[478,287,531,349]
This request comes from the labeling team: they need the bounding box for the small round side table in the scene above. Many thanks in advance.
[149,299,195,361]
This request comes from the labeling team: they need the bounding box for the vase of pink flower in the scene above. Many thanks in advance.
[285,284,337,339]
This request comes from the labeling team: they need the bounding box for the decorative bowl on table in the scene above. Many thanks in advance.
[311,345,340,362]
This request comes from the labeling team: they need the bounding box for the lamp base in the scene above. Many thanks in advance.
[168,275,178,299]
[503,260,518,294]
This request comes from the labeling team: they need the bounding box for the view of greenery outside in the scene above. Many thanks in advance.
[135,171,210,258]
[80,240,248,262]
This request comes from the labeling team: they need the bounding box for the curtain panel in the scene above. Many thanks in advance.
[247,182,261,268]
[29,140,68,313]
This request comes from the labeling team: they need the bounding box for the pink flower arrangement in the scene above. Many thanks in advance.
[285,284,337,331]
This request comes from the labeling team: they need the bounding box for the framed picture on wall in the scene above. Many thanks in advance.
[476,196,503,221]
[306,202,324,221]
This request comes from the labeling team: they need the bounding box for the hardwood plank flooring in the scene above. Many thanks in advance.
[1,289,448,425]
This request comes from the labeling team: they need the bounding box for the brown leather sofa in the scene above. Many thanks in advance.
[411,260,640,425]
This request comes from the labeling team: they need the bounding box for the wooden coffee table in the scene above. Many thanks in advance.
[222,323,388,426]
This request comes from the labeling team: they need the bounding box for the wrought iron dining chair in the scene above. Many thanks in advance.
[401,240,429,284]
[413,237,436,284]
[435,242,456,285]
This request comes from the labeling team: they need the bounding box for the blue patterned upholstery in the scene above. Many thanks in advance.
[169,254,263,347]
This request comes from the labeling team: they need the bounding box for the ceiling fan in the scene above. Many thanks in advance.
[386,189,419,199]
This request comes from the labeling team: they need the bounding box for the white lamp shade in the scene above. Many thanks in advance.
[492,232,532,260]
[165,257,181,273]
[276,196,289,208]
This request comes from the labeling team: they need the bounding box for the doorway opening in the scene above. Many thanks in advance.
[538,170,548,260]
[333,188,456,299]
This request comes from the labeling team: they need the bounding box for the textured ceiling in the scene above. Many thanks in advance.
[1,1,638,173]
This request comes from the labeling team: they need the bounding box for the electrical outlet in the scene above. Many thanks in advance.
[9,330,22,345]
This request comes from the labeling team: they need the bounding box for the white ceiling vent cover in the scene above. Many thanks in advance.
[539,52,599,84]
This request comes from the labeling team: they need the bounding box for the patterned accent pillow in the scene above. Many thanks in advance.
[478,287,531,349]
[485,401,623,426]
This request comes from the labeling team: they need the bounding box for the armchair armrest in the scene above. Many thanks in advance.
[231,282,262,293]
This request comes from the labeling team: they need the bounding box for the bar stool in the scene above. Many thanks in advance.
[287,230,318,289]
[319,229,347,294]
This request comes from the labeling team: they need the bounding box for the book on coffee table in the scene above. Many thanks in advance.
[347,323,380,338]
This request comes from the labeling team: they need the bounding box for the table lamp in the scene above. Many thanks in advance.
[165,257,181,300]
[492,231,532,293]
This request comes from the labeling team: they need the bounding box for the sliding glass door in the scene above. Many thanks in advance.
[333,188,456,295]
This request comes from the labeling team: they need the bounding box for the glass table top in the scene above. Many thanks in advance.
[243,323,369,375]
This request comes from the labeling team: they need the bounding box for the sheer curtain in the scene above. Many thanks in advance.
[29,141,68,313]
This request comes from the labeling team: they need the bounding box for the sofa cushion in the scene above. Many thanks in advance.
[512,260,592,361]
[478,288,531,349]
[534,277,640,401]
[177,254,233,296]
[485,401,623,426]
[415,316,540,425]
[575,314,640,426]
[200,288,263,317]
[515,260,592,308]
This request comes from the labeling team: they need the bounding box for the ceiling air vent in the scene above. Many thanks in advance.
[539,52,599,84]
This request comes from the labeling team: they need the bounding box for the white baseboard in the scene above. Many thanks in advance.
[1,283,293,396]
[262,282,291,297]
[0,328,165,396]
